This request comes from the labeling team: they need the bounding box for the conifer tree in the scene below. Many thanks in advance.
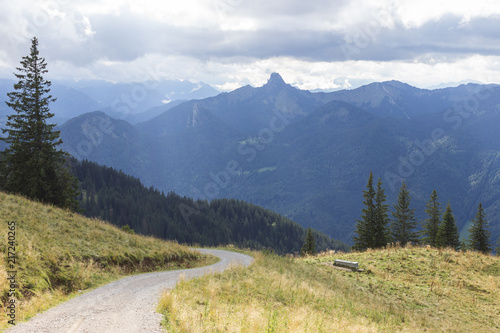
[467,203,491,254]
[353,171,376,251]
[391,182,419,246]
[300,227,316,256]
[422,190,441,247]
[373,177,390,248]
[437,202,460,250]
[0,37,78,210]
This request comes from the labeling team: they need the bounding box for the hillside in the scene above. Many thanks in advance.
[71,159,348,254]
[0,191,213,328]
[159,245,500,332]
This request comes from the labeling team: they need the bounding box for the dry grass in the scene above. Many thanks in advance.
[158,244,500,332]
[312,243,500,332]
[0,192,215,329]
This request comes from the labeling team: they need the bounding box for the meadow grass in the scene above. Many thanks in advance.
[158,244,499,332]
[0,192,216,329]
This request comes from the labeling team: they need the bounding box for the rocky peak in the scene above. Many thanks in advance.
[264,72,287,90]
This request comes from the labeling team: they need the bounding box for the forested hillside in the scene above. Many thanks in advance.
[71,159,348,254]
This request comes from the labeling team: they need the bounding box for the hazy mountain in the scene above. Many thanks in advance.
[62,79,220,117]
[59,74,500,246]
[325,80,496,119]
[139,72,329,135]
[427,80,484,90]
[1,79,102,125]
[222,100,418,241]
[0,78,220,128]
[119,100,186,125]
[58,111,147,177]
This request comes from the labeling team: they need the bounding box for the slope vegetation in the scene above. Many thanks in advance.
[159,245,499,332]
[72,159,348,253]
[0,192,212,328]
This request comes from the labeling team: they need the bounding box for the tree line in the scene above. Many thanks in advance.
[353,171,494,254]
[71,159,348,254]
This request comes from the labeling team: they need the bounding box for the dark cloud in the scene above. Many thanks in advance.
[4,1,500,88]
[338,15,500,61]
[41,10,500,67]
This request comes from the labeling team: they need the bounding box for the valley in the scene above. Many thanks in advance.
[56,73,500,246]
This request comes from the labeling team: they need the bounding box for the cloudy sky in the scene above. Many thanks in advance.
[1,0,500,91]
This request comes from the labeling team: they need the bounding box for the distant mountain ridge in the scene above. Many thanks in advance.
[0,78,219,126]
[59,73,500,245]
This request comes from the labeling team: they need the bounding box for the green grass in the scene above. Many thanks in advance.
[158,244,500,332]
[0,191,216,329]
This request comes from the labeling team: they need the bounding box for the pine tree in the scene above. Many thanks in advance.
[467,203,491,254]
[437,202,460,250]
[353,171,376,251]
[391,182,419,246]
[0,37,78,210]
[300,228,316,256]
[422,190,442,247]
[373,177,390,248]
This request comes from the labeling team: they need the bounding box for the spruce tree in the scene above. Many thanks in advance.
[373,177,390,248]
[422,190,442,247]
[353,171,376,251]
[391,182,419,246]
[300,228,315,256]
[1,37,78,210]
[437,202,460,250]
[467,203,491,254]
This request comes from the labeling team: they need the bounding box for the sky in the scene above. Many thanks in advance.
[1,0,500,91]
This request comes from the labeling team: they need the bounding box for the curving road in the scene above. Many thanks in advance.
[6,249,253,333]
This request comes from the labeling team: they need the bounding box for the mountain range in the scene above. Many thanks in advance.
[53,73,500,245]
[0,78,219,126]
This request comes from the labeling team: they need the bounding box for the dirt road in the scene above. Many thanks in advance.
[6,249,253,333]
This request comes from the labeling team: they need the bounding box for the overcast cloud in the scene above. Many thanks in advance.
[1,0,500,90]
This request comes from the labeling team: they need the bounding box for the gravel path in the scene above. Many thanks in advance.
[6,249,253,333]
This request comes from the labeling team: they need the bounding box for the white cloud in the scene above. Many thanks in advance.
[395,0,500,27]
[1,0,500,90]
[81,16,95,37]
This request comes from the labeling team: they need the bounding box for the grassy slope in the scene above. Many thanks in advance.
[159,245,499,332]
[0,192,215,329]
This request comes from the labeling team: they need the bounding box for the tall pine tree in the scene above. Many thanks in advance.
[373,177,390,248]
[422,190,442,247]
[467,203,491,254]
[437,202,460,250]
[353,171,376,251]
[0,37,78,210]
[391,182,419,246]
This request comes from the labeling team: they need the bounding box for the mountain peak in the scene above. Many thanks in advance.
[265,72,286,89]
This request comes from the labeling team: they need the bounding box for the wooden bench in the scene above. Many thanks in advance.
[334,259,359,270]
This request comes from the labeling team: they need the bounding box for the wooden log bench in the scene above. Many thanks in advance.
[334,259,359,271]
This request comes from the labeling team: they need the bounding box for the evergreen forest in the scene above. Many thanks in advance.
[71,159,349,254]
